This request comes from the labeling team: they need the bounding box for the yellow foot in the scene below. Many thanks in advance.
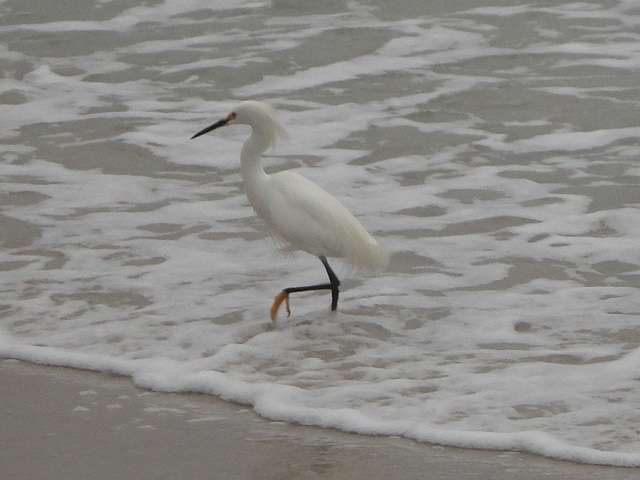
[270,291,290,321]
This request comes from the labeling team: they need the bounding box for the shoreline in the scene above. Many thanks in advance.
[1,359,638,480]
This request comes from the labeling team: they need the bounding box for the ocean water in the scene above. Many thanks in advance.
[1,0,640,467]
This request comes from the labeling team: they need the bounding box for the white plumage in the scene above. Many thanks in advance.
[191,101,388,319]
[252,168,388,271]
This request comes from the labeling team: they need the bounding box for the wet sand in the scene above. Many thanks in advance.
[1,359,637,480]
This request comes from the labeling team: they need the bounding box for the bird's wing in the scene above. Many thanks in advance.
[264,171,388,270]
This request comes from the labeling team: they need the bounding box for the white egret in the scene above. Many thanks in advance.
[191,101,388,320]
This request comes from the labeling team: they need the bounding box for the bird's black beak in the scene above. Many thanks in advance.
[190,118,229,140]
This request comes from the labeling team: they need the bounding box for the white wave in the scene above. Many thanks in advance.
[2,0,640,467]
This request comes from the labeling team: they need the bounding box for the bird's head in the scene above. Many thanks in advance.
[190,101,288,148]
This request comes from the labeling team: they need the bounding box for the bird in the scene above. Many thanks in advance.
[191,101,388,320]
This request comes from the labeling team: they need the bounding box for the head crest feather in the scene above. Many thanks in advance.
[236,101,288,149]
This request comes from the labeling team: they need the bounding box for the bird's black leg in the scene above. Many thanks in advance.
[281,256,341,310]
[320,255,340,311]
[270,255,341,320]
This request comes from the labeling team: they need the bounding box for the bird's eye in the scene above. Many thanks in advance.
[228,112,237,121]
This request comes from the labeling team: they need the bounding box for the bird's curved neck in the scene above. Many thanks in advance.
[241,126,269,159]
[240,128,269,189]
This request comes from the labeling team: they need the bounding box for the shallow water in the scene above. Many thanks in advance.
[1,0,640,466]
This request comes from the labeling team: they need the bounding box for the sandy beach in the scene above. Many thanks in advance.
[1,359,638,480]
